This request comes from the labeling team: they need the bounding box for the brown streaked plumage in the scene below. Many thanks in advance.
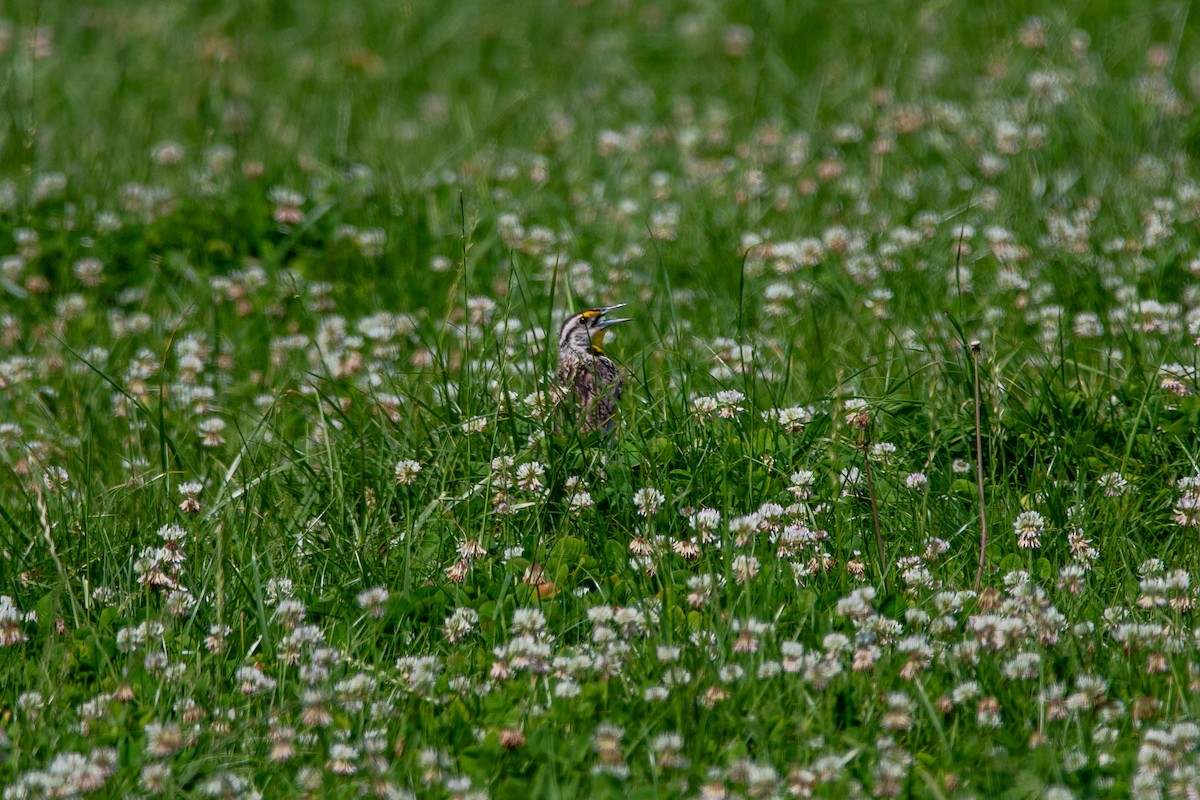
[556,304,629,432]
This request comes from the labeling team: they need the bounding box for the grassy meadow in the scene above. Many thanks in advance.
[3,0,1200,797]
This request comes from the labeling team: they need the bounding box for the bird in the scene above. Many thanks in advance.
[555,304,630,433]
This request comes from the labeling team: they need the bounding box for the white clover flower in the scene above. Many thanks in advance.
[177,481,203,513]
[1175,494,1200,526]
[43,465,69,492]
[395,459,422,484]
[731,554,760,584]
[512,608,546,634]
[633,487,665,516]
[715,389,746,417]
[720,664,745,683]
[1097,471,1127,497]
[443,607,479,644]
[1013,510,1045,549]
[689,508,721,534]
[905,472,928,491]
[516,462,545,492]
[523,390,554,420]
[198,417,226,447]
[691,395,718,416]
[236,665,278,695]
[461,416,488,434]
[843,398,871,428]
[568,491,594,514]
[870,441,896,461]
[788,470,816,500]
[356,586,390,618]
[326,743,359,775]
[74,257,105,287]
[776,405,813,432]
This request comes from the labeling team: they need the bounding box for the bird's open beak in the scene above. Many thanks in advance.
[594,304,631,329]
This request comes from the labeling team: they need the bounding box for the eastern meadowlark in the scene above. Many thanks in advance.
[556,304,630,433]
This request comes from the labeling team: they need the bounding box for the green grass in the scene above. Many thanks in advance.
[2,1,1200,797]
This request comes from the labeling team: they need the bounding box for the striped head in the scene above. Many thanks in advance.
[558,304,631,357]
